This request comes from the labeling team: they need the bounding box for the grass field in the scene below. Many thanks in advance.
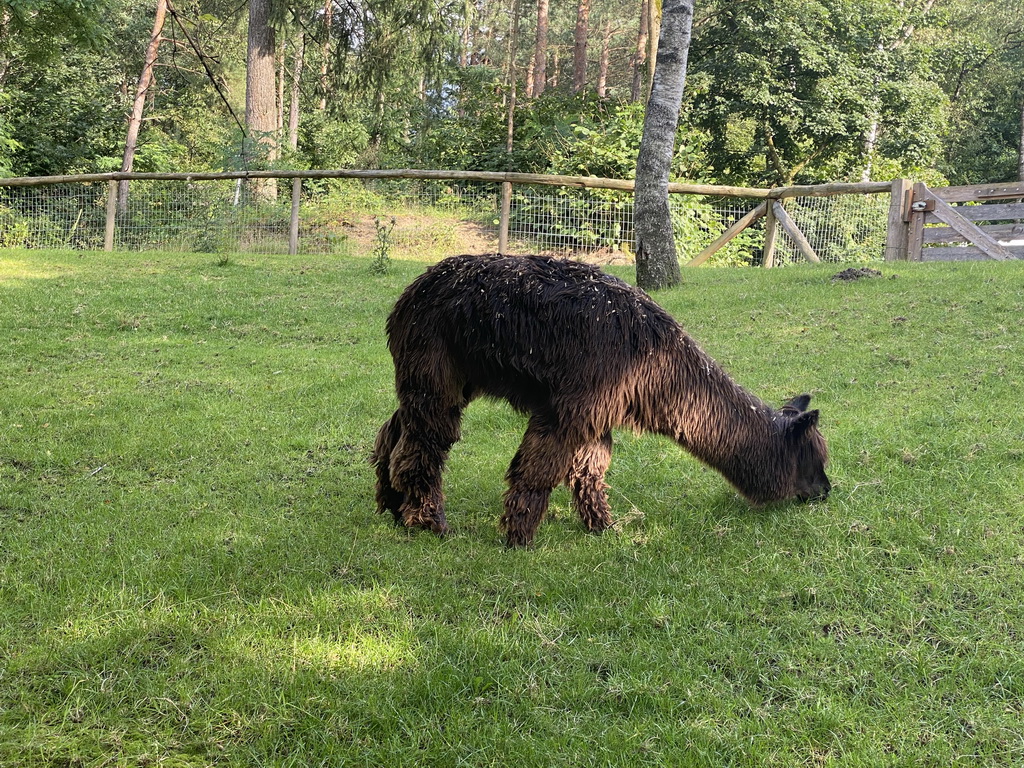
[1,249,1023,767]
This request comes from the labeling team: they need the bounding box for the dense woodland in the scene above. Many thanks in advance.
[0,0,1020,187]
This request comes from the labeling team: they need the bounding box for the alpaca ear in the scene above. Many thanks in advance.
[784,393,812,413]
[787,409,820,437]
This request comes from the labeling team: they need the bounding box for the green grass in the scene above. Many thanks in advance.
[1,250,1023,767]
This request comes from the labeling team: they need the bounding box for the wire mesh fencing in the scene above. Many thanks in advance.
[0,176,890,265]
[770,194,890,266]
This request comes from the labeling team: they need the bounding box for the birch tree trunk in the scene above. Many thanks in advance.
[632,0,694,291]
[860,116,879,182]
[246,0,278,201]
[597,17,611,98]
[573,0,590,93]
[118,0,167,213]
[1019,96,1024,181]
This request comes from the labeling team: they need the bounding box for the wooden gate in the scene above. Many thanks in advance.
[903,182,1024,261]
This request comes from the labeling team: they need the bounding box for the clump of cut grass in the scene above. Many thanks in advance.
[1,252,1023,766]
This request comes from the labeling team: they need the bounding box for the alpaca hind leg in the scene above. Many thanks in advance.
[568,432,614,534]
[388,396,464,536]
[370,412,405,525]
[502,420,577,547]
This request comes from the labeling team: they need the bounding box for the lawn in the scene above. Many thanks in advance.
[1,249,1022,767]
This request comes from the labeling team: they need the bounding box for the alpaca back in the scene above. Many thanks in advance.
[386,254,681,413]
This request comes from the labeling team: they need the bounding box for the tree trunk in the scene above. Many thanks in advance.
[460,0,471,68]
[276,41,286,134]
[319,0,332,111]
[530,0,549,97]
[630,0,649,101]
[506,0,521,155]
[118,0,167,213]
[573,0,590,93]
[633,0,694,291]
[246,0,278,201]
[1019,96,1024,182]
[861,115,878,182]
[647,0,661,99]
[288,35,304,152]
[596,17,611,98]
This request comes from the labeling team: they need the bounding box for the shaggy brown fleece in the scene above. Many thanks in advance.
[372,254,830,546]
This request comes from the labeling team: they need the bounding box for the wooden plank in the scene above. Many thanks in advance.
[923,223,1024,245]
[498,181,512,254]
[922,245,1024,261]
[762,201,779,268]
[924,202,1024,224]
[0,168,895,201]
[0,168,771,199]
[686,202,767,266]
[772,200,821,262]
[103,181,117,252]
[885,178,913,261]
[929,182,1024,203]
[906,182,927,261]
[769,181,892,198]
[288,177,301,256]
[925,190,1013,260]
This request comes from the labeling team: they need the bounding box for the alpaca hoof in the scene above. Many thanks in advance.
[400,501,448,536]
[582,515,613,534]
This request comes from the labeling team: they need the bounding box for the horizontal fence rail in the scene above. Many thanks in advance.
[0,168,1005,266]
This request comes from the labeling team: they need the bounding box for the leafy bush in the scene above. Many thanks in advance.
[0,204,32,248]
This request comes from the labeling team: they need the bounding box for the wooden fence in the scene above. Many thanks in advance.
[889,181,1024,262]
[1,169,1020,263]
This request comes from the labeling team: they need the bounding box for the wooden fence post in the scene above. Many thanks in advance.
[884,178,912,261]
[772,200,820,263]
[762,198,778,268]
[289,177,301,256]
[906,182,927,261]
[498,181,512,254]
[686,202,767,266]
[103,181,117,252]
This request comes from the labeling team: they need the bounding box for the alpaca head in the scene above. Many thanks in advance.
[778,394,831,503]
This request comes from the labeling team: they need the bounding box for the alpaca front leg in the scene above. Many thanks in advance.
[389,431,451,535]
[387,395,465,536]
[568,432,614,534]
[501,423,575,546]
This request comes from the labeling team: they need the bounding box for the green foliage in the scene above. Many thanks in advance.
[0,203,30,247]
[931,0,1024,183]
[688,0,950,185]
[0,0,1019,213]
[670,197,761,267]
[297,111,371,170]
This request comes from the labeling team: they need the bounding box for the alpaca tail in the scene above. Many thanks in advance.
[370,412,404,523]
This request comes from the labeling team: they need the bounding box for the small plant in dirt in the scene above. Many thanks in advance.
[370,215,397,274]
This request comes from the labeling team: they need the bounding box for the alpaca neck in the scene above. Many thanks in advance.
[640,336,786,502]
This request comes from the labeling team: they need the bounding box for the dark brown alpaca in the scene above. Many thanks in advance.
[372,254,830,546]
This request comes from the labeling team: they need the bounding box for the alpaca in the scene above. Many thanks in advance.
[372,254,830,546]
